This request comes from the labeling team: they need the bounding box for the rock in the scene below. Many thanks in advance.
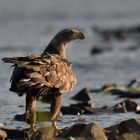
[61,102,94,115]
[90,45,112,55]
[117,91,140,98]
[71,88,92,102]
[136,110,140,114]
[59,122,107,140]
[0,128,28,140]
[61,102,113,115]
[70,102,94,114]
[105,118,140,140]
[70,102,93,108]
[117,119,140,134]
[90,83,117,93]
[31,127,55,140]
[93,25,140,42]
[101,83,117,91]
[91,123,107,140]
[61,103,112,115]
[94,81,140,98]
[118,131,140,140]
[13,113,26,121]
[0,130,7,140]
[91,47,104,55]
[113,99,138,113]
[61,106,84,115]
[113,29,128,40]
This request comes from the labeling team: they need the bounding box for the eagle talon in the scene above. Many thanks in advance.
[51,121,66,135]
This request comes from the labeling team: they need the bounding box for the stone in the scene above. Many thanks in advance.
[70,102,94,114]
[31,127,55,140]
[61,102,94,115]
[0,128,28,140]
[90,45,112,55]
[61,106,83,115]
[13,113,26,121]
[59,122,107,140]
[105,118,140,140]
[117,119,140,134]
[71,88,92,102]
[113,99,138,113]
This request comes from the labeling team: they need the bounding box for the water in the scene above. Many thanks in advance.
[0,0,140,129]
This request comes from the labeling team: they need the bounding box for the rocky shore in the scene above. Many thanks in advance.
[1,118,140,140]
[1,86,140,140]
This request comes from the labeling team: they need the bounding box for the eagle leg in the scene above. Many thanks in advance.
[50,92,63,132]
[25,93,37,132]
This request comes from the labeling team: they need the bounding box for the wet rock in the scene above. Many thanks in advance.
[104,86,140,98]
[61,106,84,115]
[0,128,29,140]
[70,102,93,109]
[71,88,92,102]
[101,83,117,91]
[70,102,94,114]
[113,99,138,113]
[90,45,112,55]
[13,113,26,121]
[90,83,117,93]
[94,28,128,41]
[18,105,24,108]
[117,119,140,134]
[105,118,140,140]
[113,29,128,40]
[111,78,140,98]
[59,122,107,140]
[31,127,55,140]
[136,110,140,114]
[61,102,94,115]
[93,25,140,42]
[61,103,112,115]
[91,46,103,55]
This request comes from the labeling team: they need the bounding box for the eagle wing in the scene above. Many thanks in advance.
[2,53,77,94]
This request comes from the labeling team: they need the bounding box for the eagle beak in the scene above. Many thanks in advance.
[77,31,86,40]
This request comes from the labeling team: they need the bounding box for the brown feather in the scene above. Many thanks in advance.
[3,53,77,94]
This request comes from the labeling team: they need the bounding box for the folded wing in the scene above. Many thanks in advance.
[2,53,77,94]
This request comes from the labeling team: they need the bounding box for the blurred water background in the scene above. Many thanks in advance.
[0,0,140,129]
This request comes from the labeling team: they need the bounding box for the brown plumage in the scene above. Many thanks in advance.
[2,28,85,132]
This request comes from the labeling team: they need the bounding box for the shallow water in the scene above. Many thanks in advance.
[0,0,140,129]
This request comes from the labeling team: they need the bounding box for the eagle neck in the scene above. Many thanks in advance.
[42,41,68,59]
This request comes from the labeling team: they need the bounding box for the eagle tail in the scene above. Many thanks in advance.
[2,57,18,64]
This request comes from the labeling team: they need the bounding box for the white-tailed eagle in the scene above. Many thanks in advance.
[2,28,85,132]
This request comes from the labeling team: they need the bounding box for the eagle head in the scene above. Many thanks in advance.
[42,28,86,58]
[55,28,86,42]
